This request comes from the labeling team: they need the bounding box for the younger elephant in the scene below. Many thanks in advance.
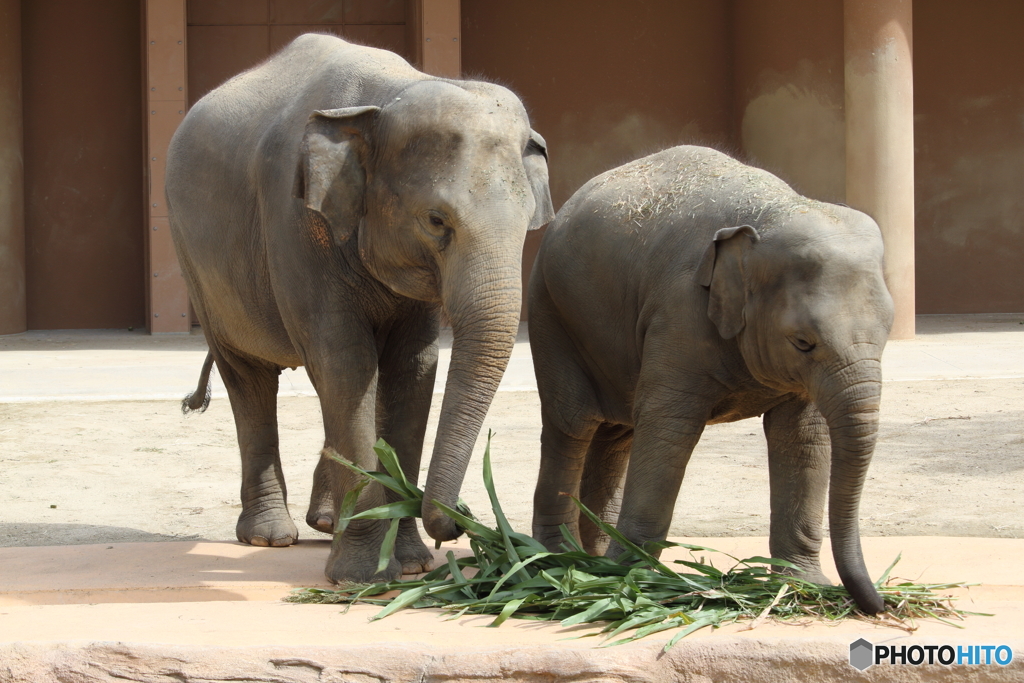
[529,145,894,614]
[167,35,553,584]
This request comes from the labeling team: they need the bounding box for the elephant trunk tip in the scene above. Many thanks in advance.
[843,572,885,615]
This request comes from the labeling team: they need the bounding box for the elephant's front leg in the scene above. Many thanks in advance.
[608,382,707,558]
[763,396,831,584]
[306,332,399,583]
[375,309,440,574]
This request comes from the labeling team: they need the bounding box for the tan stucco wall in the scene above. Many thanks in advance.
[914,0,1024,314]
[0,0,25,335]
[22,0,145,329]
[463,0,733,211]
[461,0,735,313]
[733,0,846,203]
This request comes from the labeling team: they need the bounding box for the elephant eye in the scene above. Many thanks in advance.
[424,211,453,248]
[790,337,816,353]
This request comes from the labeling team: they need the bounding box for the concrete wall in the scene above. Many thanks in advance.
[22,0,146,329]
[0,0,25,335]
[461,0,735,312]
[186,0,413,107]
[6,0,1023,331]
[733,0,845,203]
[463,0,734,209]
[914,0,1024,314]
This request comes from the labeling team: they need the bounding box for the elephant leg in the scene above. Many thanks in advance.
[375,308,439,574]
[216,350,298,547]
[529,277,605,552]
[763,396,831,584]
[532,417,598,552]
[306,455,336,533]
[306,327,400,583]
[578,424,632,555]
[608,370,707,558]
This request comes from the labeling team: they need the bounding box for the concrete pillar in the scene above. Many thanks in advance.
[144,0,190,333]
[844,0,915,339]
[418,0,460,78]
[0,0,26,335]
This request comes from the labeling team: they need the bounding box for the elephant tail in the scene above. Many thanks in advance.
[181,352,215,415]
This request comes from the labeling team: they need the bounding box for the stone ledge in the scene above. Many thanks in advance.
[3,637,1023,683]
[2,537,1022,682]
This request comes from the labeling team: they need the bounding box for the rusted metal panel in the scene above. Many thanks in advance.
[145,0,189,333]
[270,0,346,25]
[148,217,191,333]
[24,0,145,329]
[147,105,186,218]
[343,0,406,25]
[344,24,409,58]
[188,0,269,26]
[146,15,186,99]
[406,0,422,67]
[269,24,343,54]
[186,25,270,105]
[420,0,459,78]
[0,0,25,334]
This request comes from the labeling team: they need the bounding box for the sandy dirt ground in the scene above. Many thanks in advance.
[2,377,1021,548]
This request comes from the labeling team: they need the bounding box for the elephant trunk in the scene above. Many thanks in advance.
[814,357,886,615]
[420,240,523,541]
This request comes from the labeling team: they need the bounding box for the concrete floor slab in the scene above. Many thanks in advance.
[2,314,1023,680]
[2,314,1023,402]
[1,537,1022,681]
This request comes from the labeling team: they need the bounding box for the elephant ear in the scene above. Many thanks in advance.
[694,225,760,339]
[524,130,555,230]
[294,105,380,241]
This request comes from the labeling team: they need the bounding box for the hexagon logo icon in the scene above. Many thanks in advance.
[850,638,874,671]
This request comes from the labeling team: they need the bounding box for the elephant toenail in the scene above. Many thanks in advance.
[250,536,270,547]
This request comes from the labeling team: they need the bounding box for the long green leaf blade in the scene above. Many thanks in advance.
[370,584,431,620]
[375,517,401,574]
[334,478,369,536]
[344,499,423,522]
[373,439,421,499]
[489,596,531,627]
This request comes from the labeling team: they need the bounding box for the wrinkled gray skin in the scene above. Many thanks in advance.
[529,145,894,614]
[166,35,553,584]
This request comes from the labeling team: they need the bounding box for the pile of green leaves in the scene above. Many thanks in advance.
[288,436,982,649]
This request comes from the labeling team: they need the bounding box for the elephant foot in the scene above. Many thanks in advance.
[395,518,434,575]
[305,478,336,533]
[774,555,831,586]
[787,566,831,586]
[326,519,402,584]
[534,522,579,553]
[305,506,335,534]
[236,507,298,547]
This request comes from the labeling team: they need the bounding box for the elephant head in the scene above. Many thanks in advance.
[295,79,554,541]
[696,206,895,614]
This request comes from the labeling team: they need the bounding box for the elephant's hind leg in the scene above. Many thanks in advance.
[764,396,831,584]
[578,424,632,555]
[217,350,298,547]
[533,418,598,552]
[529,270,604,551]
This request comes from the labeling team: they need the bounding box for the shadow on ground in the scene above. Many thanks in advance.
[0,523,203,547]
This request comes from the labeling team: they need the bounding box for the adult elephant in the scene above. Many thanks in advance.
[166,34,553,584]
[529,145,893,614]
